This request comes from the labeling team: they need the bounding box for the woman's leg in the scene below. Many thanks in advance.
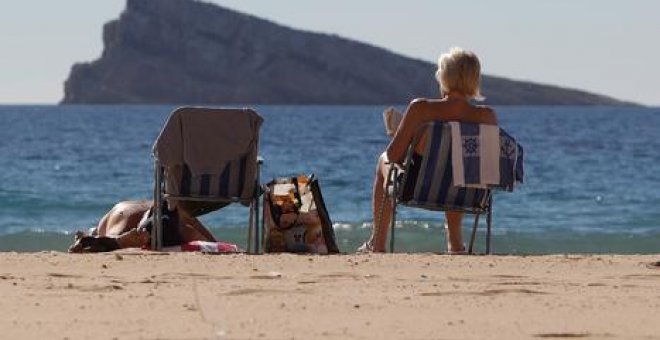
[361,153,392,252]
[178,217,216,243]
[360,109,405,253]
[445,211,465,253]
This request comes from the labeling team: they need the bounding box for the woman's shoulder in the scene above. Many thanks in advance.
[474,103,495,112]
[474,104,498,124]
[409,97,433,107]
[408,98,449,112]
[406,98,447,121]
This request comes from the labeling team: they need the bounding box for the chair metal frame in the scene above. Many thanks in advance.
[383,122,494,254]
[152,157,263,253]
[151,106,264,254]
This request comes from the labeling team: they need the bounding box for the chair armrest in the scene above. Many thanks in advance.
[384,160,405,176]
[383,162,404,196]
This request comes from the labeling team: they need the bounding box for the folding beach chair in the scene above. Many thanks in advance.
[152,107,264,253]
[383,121,523,254]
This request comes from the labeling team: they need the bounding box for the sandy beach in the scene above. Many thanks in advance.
[1,252,659,339]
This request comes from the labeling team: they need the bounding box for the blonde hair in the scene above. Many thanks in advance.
[435,47,484,101]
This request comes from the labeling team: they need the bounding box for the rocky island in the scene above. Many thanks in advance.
[62,0,631,105]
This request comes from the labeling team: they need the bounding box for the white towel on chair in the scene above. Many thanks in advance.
[449,122,500,188]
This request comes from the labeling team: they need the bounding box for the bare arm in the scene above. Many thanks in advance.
[385,100,424,163]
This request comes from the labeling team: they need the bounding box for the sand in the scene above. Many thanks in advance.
[1,251,659,339]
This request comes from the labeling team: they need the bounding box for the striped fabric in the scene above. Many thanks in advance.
[449,122,501,188]
[177,154,252,201]
[401,122,490,212]
[499,129,524,191]
[155,107,262,205]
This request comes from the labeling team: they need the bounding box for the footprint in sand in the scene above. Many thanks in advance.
[419,288,549,297]
[482,288,549,296]
[646,261,660,269]
[60,283,124,292]
[157,273,235,281]
[224,288,308,296]
[250,272,283,279]
[46,273,83,278]
[534,332,594,338]
[496,281,544,286]
[490,274,528,279]
[622,273,660,280]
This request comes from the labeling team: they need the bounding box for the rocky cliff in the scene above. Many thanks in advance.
[62,0,631,105]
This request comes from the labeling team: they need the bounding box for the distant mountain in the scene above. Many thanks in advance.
[61,0,633,105]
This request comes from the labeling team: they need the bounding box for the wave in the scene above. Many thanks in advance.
[2,224,659,254]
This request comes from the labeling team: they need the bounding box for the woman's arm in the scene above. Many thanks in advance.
[385,99,424,163]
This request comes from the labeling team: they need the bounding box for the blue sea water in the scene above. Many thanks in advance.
[0,105,659,254]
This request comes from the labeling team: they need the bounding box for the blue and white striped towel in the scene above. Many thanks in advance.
[449,122,502,189]
[499,129,524,190]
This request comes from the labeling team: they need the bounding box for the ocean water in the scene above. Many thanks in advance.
[1,105,659,254]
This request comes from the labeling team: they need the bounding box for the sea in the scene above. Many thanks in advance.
[1,105,659,254]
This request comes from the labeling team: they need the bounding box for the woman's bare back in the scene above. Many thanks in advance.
[96,200,152,236]
[387,98,497,160]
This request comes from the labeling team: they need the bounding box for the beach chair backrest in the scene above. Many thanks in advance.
[390,120,523,253]
[398,121,491,212]
[153,107,263,204]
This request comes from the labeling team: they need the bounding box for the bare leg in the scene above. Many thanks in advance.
[178,222,216,243]
[358,108,408,252]
[360,153,392,252]
[445,211,465,253]
[179,212,216,242]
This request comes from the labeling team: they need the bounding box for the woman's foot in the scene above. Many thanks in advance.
[447,246,467,255]
[356,242,375,254]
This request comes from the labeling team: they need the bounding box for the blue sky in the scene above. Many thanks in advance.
[1,0,658,105]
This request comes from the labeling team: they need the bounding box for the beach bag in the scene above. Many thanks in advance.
[263,174,339,254]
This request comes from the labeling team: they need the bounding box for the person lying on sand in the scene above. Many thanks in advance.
[68,200,216,253]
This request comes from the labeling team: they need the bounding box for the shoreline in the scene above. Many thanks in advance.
[2,252,659,339]
[3,227,660,254]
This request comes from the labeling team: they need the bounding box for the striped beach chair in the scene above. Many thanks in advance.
[152,107,264,253]
[384,121,523,254]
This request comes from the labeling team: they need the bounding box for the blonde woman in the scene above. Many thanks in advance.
[359,47,497,254]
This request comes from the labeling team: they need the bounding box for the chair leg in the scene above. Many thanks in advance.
[152,161,163,251]
[486,205,493,255]
[468,214,480,255]
[389,167,398,253]
[247,200,254,254]
[389,201,397,253]
[246,160,262,255]
[255,188,261,254]
[256,160,262,254]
